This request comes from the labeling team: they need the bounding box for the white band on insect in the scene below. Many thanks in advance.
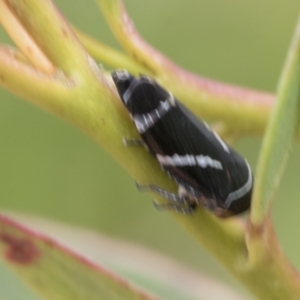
[133,100,172,133]
[224,161,252,208]
[156,153,223,170]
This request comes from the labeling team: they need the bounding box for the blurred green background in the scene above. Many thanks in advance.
[0,1,300,299]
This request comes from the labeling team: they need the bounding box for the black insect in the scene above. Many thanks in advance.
[112,69,253,217]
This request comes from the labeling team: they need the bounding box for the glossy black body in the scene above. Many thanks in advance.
[112,70,253,216]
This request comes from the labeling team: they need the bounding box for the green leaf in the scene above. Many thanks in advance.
[0,213,248,300]
[0,214,158,300]
[251,17,300,225]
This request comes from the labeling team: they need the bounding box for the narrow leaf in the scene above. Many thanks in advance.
[251,17,300,225]
[1,213,250,300]
[0,214,158,300]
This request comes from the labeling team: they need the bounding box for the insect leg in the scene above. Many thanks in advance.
[136,182,195,214]
[136,183,185,202]
[153,201,194,214]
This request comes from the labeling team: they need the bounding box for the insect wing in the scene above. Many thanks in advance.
[112,70,253,215]
[141,100,252,212]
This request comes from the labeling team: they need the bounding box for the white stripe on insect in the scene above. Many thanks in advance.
[156,154,223,170]
[213,131,229,153]
[201,120,229,153]
[132,100,172,133]
[224,161,252,208]
[147,113,154,125]
[161,99,172,111]
[143,114,149,128]
[123,79,140,105]
[155,109,161,118]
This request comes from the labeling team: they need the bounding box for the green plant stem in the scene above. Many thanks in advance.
[74,28,146,74]
[97,0,274,136]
